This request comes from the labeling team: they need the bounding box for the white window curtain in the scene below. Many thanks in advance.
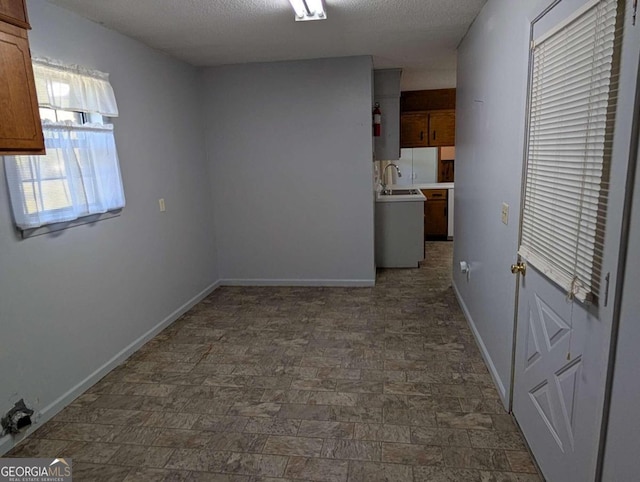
[5,122,125,229]
[32,57,119,116]
[4,58,124,231]
[518,0,618,302]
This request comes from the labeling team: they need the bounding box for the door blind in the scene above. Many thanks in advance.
[519,0,618,303]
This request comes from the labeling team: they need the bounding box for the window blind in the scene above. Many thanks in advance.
[519,0,618,303]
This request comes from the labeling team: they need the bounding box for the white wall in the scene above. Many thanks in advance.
[453,0,537,404]
[201,57,375,286]
[0,0,218,453]
[602,133,640,480]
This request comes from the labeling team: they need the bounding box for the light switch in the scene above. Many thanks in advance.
[501,203,509,225]
[159,198,166,212]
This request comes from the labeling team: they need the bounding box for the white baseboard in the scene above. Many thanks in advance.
[452,279,509,409]
[0,280,221,457]
[219,278,376,287]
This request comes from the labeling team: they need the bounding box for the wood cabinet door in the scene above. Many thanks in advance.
[0,0,29,28]
[424,199,448,237]
[0,22,44,154]
[400,113,428,148]
[428,111,456,146]
[423,189,448,238]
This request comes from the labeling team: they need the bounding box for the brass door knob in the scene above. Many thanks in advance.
[511,262,526,276]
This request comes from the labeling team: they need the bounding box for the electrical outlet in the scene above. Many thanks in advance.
[501,203,509,225]
[159,198,166,212]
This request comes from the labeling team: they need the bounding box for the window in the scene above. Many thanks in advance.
[4,58,125,232]
[518,0,618,303]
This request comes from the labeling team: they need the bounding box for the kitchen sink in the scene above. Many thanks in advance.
[381,189,421,195]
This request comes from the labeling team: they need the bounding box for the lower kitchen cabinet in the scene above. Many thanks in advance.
[422,189,448,239]
[375,200,424,268]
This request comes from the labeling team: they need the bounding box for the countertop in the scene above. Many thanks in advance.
[388,182,455,190]
[375,189,426,203]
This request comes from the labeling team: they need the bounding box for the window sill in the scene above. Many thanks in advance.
[19,209,122,239]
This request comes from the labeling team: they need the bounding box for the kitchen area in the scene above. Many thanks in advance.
[373,70,455,268]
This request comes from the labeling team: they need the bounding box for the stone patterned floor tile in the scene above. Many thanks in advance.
[228,403,281,418]
[194,415,249,433]
[108,444,174,467]
[260,389,311,404]
[284,456,349,482]
[207,433,268,453]
[330,406,383,424]
[468,430,527,450]
[243,418,300,436]
[277,404,333,421]
[122,467,191,481]
[479,471,542,482]
[346,460,413,482]
[72,463,132,481]
[297,420,355,439]
[60,441,122,464]
[410,427,471,447]
[504,450,539,474]
[307,391,358,407]
[436,412,494,430]
[381,442,443,466]
[262,435,324,457]
[443,447,511,471]
[352,423,410,443]
[320,439,382,461]
[152,429,216,448]
[413,466,482,482]
[6,438,71,458]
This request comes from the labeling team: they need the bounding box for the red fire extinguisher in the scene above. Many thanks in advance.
[373,103,382,137]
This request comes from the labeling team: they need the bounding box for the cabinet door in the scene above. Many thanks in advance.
[428,111,456,146]
[424,189,448,238]
[0,0,29,28]
[0,22,44,154]
[400,113,428,148]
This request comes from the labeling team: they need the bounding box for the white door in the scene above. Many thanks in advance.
[512,1,640,481]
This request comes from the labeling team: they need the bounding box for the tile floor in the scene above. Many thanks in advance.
[5,242,541,481]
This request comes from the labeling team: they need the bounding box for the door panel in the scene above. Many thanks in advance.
[428,111,455,146]
[513,0,640,481]
[400,113,428,148]
[514,269,604,481]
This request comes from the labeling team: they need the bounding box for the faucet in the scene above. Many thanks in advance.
[380,163,402,193]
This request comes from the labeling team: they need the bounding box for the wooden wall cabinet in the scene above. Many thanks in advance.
[0,0,29,28]
[0,0,44,154]
[428,111,455,146]
[400,112,428,147]
[400,110,455,148]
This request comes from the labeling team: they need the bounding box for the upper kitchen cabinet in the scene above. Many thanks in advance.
[400,110,455,148]
[400,88,456,148]
[428,110,455,146]
[373,69,402,161]
[0,0,44,154]
[400,112,428,148]
[401,89,456,112]
[0,0,29,28]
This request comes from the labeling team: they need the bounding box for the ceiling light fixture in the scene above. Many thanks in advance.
[288,0,326,21]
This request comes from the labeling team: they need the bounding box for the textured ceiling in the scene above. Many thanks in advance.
[47,0,487,90]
